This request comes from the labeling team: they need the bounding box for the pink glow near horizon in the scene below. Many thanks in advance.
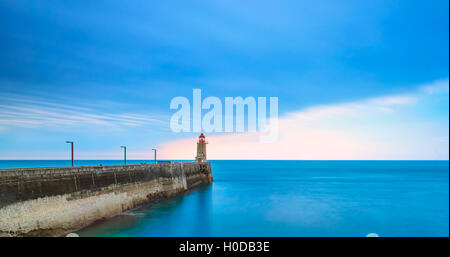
[158,83,449,160]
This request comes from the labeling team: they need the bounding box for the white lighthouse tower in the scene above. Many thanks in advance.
[195,133,207,162]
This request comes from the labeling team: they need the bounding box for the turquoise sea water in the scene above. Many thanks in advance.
[1,160,448,237]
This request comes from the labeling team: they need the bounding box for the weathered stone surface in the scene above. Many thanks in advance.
[0,162,212,237]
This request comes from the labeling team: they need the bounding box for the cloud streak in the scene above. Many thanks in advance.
[0,93,168,129]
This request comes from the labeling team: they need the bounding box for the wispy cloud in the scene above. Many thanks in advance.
[0,93,168,129]
[421,79,449,95]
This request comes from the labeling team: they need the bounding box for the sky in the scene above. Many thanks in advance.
[0,0,448,160]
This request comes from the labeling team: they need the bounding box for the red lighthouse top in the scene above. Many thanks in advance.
[199,133,205,138]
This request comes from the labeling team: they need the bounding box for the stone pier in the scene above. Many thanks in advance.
[0,162,213,237]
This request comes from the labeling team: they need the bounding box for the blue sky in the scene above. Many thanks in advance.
[0,0,448,159]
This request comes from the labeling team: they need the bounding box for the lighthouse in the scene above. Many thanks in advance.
[195,133,207,162]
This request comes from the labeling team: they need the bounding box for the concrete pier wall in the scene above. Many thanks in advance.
[0,162,212,237]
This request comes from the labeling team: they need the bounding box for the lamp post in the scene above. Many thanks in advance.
[152,148,157,163]
[120,146,127,165]
[66,141,74,167]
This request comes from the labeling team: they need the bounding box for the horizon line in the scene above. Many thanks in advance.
[0,159,448,161]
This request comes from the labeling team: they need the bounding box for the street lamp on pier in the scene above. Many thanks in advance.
[152,148,157,163]
[121,146,127,165]
[66,141,74,167]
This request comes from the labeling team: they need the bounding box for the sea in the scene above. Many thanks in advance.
[1,160,448,237]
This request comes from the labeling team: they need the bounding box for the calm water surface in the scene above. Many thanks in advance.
[1,160,448,237]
